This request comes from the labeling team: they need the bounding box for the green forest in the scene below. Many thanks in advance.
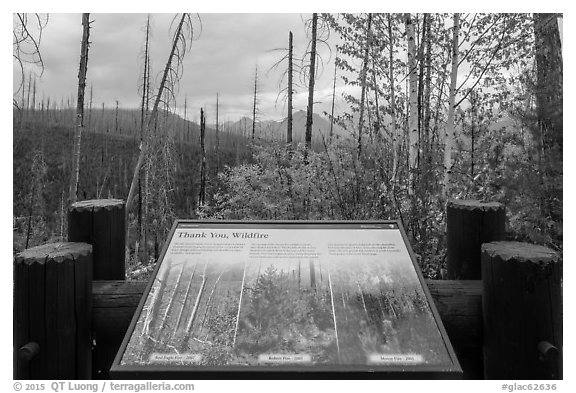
[13,13,562,281]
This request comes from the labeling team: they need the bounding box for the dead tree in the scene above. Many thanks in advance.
[172,263,197,338]
[288,31,294,146]
[329,47,337,142]
[126,13,196,217]
[13,13,48,108]
[252,65,258,140]
[87,84,93,132]
[215,93,220,171]
[69,13,91,204]
[304,13,318,152]
[198,108,207,208]
[138,16,152,257]
[181,264,208,350]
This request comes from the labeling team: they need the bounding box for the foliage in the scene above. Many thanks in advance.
[13,13,48,103]
[13,13,563,276]
[13,148,50,252]
[235,264,337,363]
[12,113,245,259]
[201,139,447,278]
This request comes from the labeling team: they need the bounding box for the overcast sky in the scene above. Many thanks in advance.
[11,9,566,125]
[13,13,351,123]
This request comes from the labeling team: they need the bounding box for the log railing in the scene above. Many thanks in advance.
[14,198,561,380]
[90,279,484,379]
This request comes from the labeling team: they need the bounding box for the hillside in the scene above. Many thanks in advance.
[223,110,350,146]
[12,115,252,252]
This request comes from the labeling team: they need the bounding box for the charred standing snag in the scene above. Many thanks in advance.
[198,108,206,208]
[182,263,208,350]
[481,241,562,379]
[159,263,185,330]
[69,13,91,204]
[173,263,198,335]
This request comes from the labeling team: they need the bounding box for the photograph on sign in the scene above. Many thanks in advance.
[117,222,456,372]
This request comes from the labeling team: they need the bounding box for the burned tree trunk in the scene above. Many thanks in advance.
[287,31,294,146]
[69,13,91,204]
[305,13,318,152]
[198,108,207,208]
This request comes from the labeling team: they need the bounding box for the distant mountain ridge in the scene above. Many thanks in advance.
[223,110,349,145]
[28,106,351,148]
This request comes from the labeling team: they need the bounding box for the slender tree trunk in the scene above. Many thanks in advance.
[60,190,65,241]
[405,13,419,194]
[216,93,220,171]
[173,264,197,335]
[443,13,460,199]
[357,13,372,157]
[309,259,316,289]
[126,13,188,214]
[471,96,476,179]
[198,108,206,208]
[233,261,248,348]
[183,95,187,138]
[423,15,433,166]
[287,31,294,146]
[138,17,151,255]
[19,72,26,131]
[26,70,32,114]
[329,46,337,142]
[25,183,36,249]
[69,13,91,204]
[87,84,93,132]
[305,13,318,152]
[417,14,428,166]
[372,59,381,139]
[252,65,257,141]
[31,75,36,115]
[114,100,119,134]
[388,14,399,183]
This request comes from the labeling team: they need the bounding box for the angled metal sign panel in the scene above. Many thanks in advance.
[111,220,461,378]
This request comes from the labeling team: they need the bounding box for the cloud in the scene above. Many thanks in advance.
[15,13,344,122]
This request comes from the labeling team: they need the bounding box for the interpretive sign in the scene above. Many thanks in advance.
[111,221,461,378]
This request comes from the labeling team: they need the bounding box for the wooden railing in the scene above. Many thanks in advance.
[14,199,561,380]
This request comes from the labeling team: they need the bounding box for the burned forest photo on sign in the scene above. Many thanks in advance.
[119,224,454,369]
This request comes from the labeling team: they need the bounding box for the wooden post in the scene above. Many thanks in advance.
[68,199,126,280]
[447,199,505,279]
[14,242,92,379]
[67,199,126,379]
[481,241,561,379]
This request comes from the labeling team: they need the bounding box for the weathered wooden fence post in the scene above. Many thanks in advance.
[447,199,505,279]
[68,199,126,280]
[14,242,92,379]
[481,241,562,379]
[68,199,127,379]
